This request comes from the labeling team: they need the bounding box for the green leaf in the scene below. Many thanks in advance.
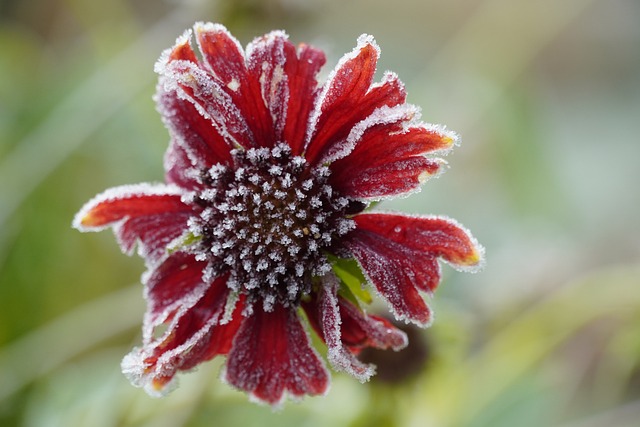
[330,257,373,305]
[167,232,202,254]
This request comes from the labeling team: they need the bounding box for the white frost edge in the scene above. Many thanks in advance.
[140,280,210,344]
[244,29,289,63]
[361,211,486,274]
[321,273,376,382]
[350,158,449,204]
[162,59,250,149]
[153,22,253,150]
[122,288,229,398]
[245,30,291,138]
[72,182,183,233]
[154,28,193,76]
[349,252,435,329]
[322,101,418,165]
[219,312,331,409]
[347,212,485,327]
[304,33,381,149]
[337,102,461,203]
[194,22,246,74]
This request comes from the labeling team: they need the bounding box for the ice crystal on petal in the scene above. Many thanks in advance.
[185,143,354,310]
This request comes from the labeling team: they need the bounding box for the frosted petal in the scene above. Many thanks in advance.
[316,274,376,382]
[163,139,200,190]
[194,22,247,85]
[72,183,191,263]
[329,103,459,200]
[346,213,484,326]
[246,30,291,143]
[224,304,329,406]
[337,295,408,352]
[304,53,407,166]
[161,60,256,149]
[156,84,234,174]
[123,274,236,396]
[142,252,208,330]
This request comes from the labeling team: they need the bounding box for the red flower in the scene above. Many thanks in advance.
[73,22,483,406]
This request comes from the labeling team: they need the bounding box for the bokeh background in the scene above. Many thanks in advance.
[1,0,639,426]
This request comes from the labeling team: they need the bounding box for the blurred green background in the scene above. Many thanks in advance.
[1,0,639,426]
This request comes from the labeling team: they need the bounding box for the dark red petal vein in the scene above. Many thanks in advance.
[122,274,236,395]
[330,106,458,199]
[345,213,483,326]
[224,304,329,405]
[283,43,326,155]
[157,87,233,174]
[195,23,275,148]
[73,184,192,263]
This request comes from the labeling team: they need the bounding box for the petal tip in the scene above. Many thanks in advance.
[458,243,486,273]
[418,158,449,184]
[71,199,107,232]
[424,123,461,153]
[193,21,226,35]
[356,33,381,57]
[155,29,196,75]
[121,349,178,398]
[72,211,93,230]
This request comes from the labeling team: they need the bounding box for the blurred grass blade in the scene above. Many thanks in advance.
[415,0,596,130]
[420,264,640,426]
[0,284,142,401]
[0,6,203,230]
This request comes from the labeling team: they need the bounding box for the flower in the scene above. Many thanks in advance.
[73,22,484,406]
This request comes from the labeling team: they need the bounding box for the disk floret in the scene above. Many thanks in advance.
[188,143,355,310]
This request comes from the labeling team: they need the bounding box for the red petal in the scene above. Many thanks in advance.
[179,295,245,369]
[337,295,408,353]
[73,184,192,263]
[245,33,327,154]
[345,213,483,326]
[224,304,329,405]
[195,23,274,148]
[246,31,291,143]
[283,44,326,155]
[157,87,233,174]
[303,275,376,381]
[162,60,256,150]
[165,29,198,64]
[122,275,238,396]
[195,23,246,85]
[163,139,199,190]
[144,252,208,325]
[304,37,407,164]
[329,107,458,199]
[302,276,407,381]
[158,25,257,151]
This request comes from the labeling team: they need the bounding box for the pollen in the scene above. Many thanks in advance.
[188,143,355,310]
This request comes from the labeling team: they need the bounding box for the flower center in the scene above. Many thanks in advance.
[188,143,354,310]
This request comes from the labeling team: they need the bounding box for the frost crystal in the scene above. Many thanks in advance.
[187,143,354,310]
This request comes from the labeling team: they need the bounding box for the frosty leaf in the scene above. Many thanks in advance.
[72,183,192,264]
